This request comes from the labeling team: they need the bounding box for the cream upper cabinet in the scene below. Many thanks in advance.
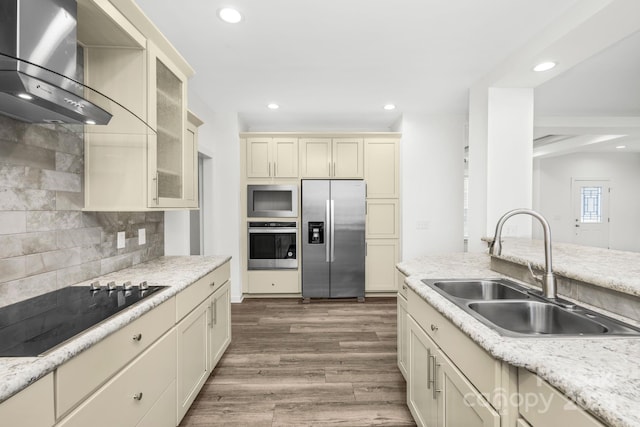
[80,1,196,211]
[300,137,363,178]
[365,138,400,198]
[147,41,193,208]
[246,137,298,178]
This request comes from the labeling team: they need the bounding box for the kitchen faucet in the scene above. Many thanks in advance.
[489,208,557,299]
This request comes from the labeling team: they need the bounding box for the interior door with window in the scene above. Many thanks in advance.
[572,179,610,248]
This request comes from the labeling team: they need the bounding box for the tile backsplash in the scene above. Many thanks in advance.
[0,116,164,308]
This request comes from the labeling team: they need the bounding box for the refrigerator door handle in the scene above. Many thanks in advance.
[330,199,335,262]
[325,200,331,263]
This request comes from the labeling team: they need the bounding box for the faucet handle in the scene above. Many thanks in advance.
[527,262,543,285]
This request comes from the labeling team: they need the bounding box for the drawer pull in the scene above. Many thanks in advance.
[210,281,215,287]
[402,285,407,291]
[430,324,438,332]
[133,392,143,401]
[132,333,142,342]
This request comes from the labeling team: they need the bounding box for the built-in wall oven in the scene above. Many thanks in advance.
[247,221,298,270]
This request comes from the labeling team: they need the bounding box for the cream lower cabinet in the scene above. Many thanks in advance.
[248,270,299,294]
[397,291,409,379]
[517,369,604,427]
[366,239,399,292]
[407,287,504,427]
[408,316,499,427]
[57,329,177,427]
[210,281,232,367]
[177,298,211,422]
[0,373,54,427]
[176,262,232,424]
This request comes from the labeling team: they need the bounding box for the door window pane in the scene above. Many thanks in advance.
[581,187,602,223]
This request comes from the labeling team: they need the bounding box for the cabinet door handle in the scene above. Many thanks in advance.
[133,392,143,401]
[132,333,142,342]
[432,356,441,399]
[154,172,159,204]
[208,303,213,328]
[427,349,432,389]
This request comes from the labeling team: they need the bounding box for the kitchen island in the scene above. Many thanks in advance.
[398,245,640,427]
[0,255,231,426]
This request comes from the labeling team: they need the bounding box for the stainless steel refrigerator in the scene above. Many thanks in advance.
[301,179,366,300]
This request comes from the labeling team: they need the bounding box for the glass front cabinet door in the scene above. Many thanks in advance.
[147,41,197,208]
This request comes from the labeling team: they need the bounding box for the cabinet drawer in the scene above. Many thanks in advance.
[408,288,501,403]
[397,270,408,298]
[518,368,604,427]
[57,329,177,427]
[0,373,54,427]
[248,270,299,293]
[137,379,176,427]
[176,262,230,321]
[56,298,175,417]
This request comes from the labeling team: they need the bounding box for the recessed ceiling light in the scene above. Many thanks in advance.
[85,119,96,125]
[616,145,627,149]
[17,93,33,100]
[267,103,279,110]
[383,104,396,111]
[218,8,242,24]
[533,62,556,72]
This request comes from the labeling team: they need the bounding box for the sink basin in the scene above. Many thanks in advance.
[420,278,640,337]
[432,280,528,300]
[468,301,607,335]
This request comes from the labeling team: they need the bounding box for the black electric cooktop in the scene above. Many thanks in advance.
[0,282,165,357]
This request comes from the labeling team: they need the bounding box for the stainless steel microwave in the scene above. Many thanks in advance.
[247,185,298,218]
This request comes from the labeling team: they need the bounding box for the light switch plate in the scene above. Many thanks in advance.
[117,231,126,249]
[138,228,146,245]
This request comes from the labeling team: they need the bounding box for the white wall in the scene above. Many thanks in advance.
[400,114,466,259]
[533,151,640,251]
[170,91,243,302]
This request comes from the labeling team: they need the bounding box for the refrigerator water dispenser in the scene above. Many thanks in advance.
[308,222,324,244]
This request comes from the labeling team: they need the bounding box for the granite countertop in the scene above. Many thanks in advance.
[398,252,640,427]
[487,237,640,298]
[0,255,231,404]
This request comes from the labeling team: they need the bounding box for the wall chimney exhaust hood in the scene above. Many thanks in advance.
[0,0,112,125]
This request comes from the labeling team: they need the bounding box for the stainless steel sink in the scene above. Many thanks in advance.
[468,301,607,335]
[420,278,640,337]
[433,280,528,300]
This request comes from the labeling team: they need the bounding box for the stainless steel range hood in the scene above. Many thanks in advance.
[0,0,112,125]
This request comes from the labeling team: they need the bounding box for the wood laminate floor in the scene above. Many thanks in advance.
[179,297,416,427]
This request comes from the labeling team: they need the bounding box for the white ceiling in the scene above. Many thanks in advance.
[134,0,640,157]
[134,0,582,131]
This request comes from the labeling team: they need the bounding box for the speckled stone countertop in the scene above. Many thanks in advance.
[397,253,640,427]
[0,255,231,404]
[486,237,640,298]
